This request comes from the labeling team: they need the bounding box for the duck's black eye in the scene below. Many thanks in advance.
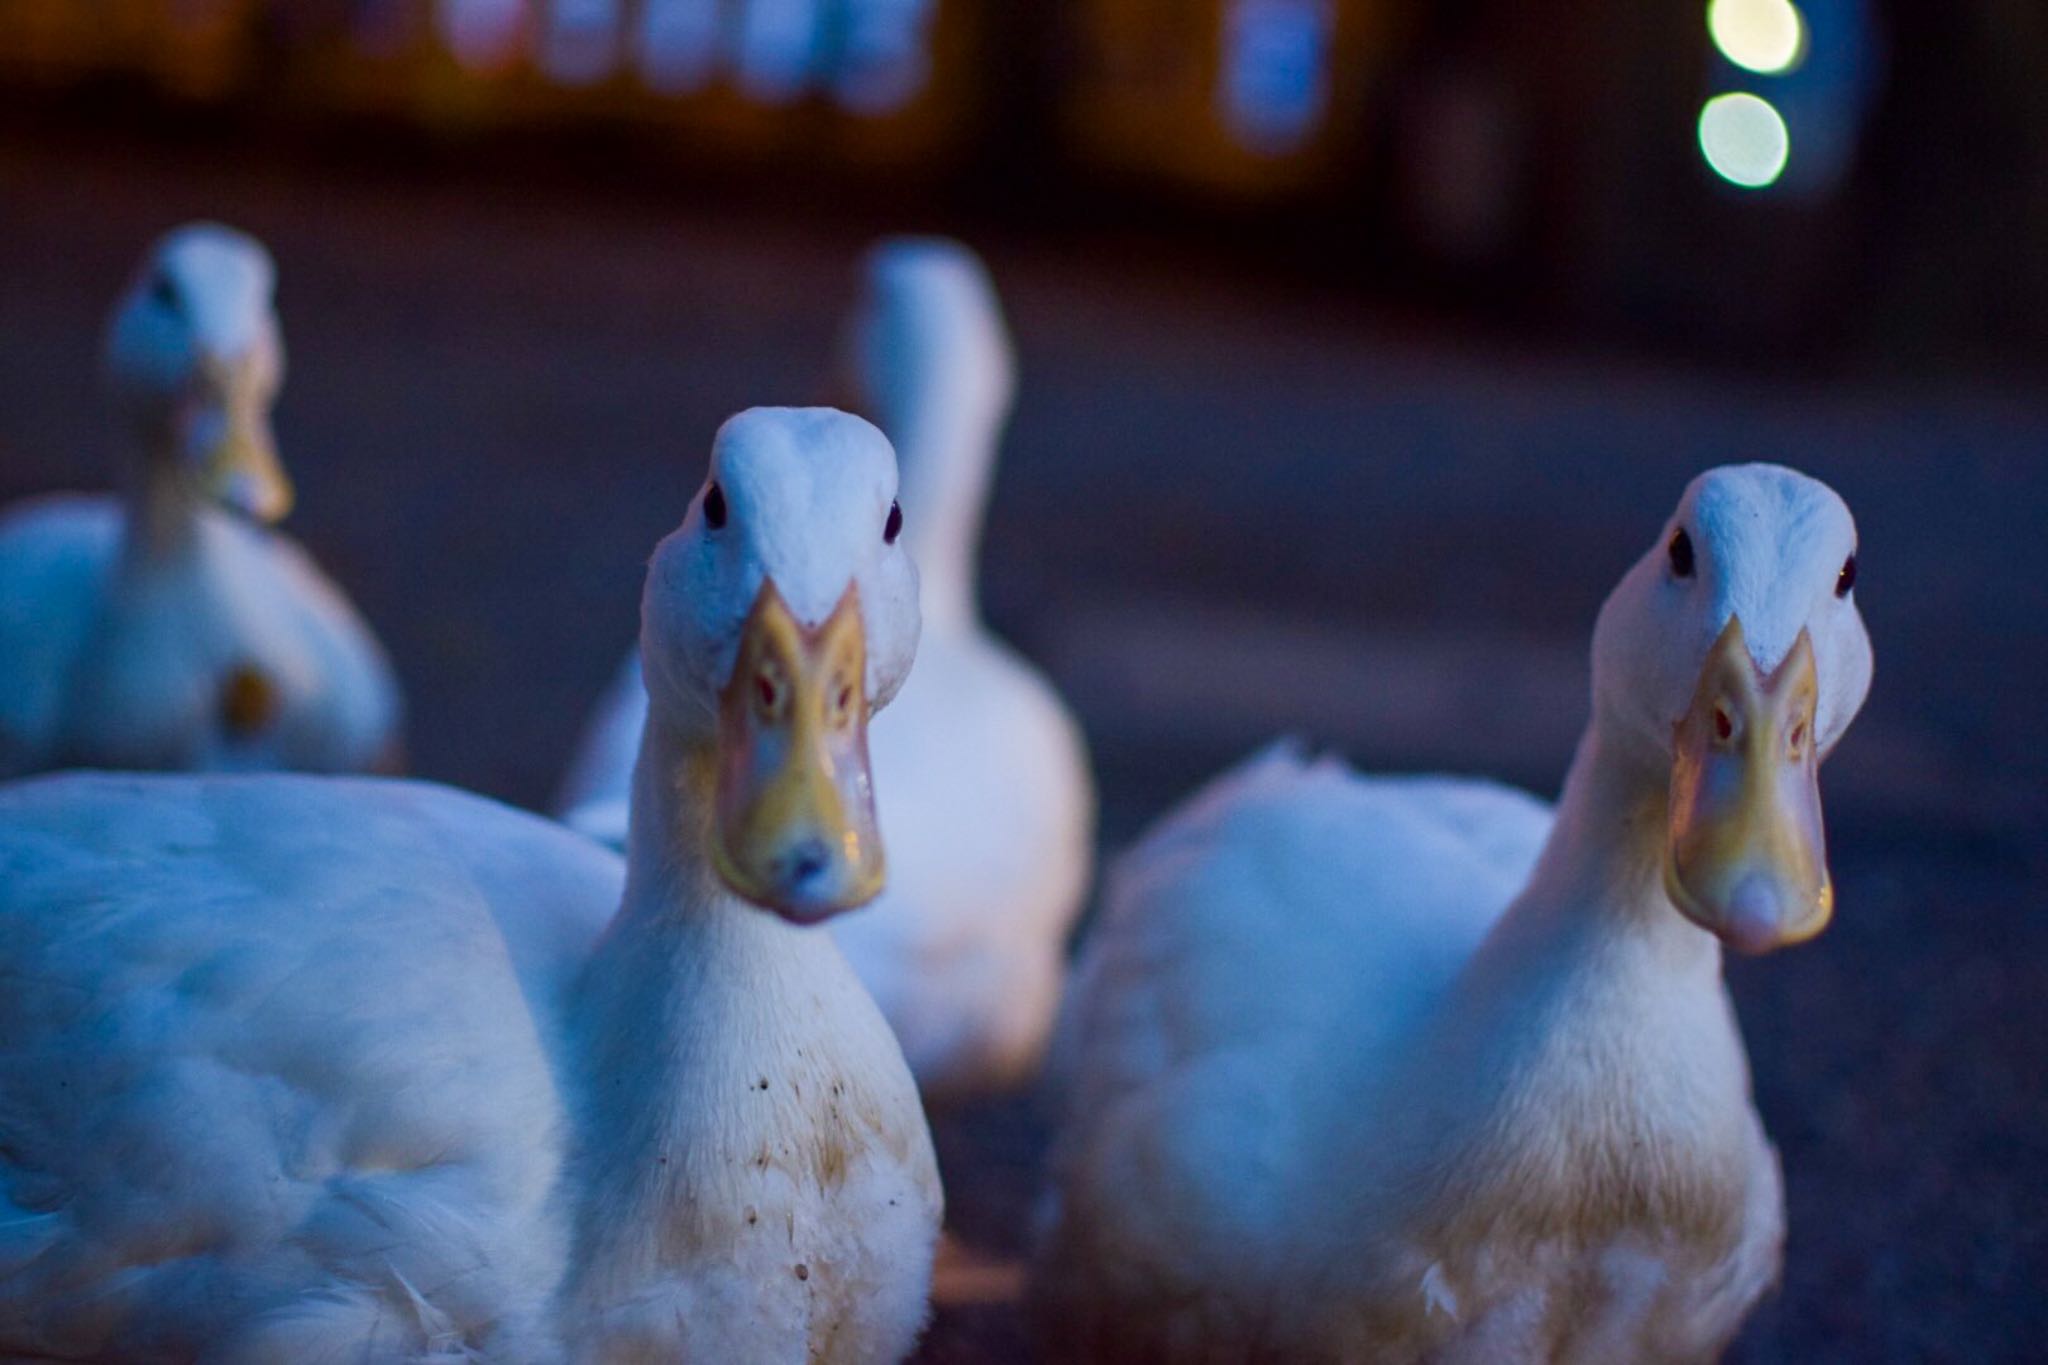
[884,500,902,544]
[1835,553,1857,598]
[1668,527,1695,579]
[703,482,727,529]
[148,272,180,313]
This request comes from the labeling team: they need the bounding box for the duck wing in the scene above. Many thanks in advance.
[0,495,121,778]
[1036,743,1550,1353]
[0,772,619,1362]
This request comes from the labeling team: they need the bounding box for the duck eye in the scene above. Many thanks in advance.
[884,500,902,544]
[703,483,727,530]
[1667,528,1695,579]
[148,273,180,313]
[1835,553,1856,598]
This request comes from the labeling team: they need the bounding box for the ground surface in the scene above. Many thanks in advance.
[0,129,2041,1363]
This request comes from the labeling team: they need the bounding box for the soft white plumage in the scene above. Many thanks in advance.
[0,408,941,1363]
[0,222,400,778]
[558,237,1094,1101]
[1033,464,1872,1362]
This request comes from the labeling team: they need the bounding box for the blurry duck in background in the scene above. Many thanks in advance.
[0,408,940,1364]
[559,236,1095,1104]
[1034,465,1871,1363]
[0,222,400,778]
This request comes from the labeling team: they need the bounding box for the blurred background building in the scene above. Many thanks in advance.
[3,0,2046,366]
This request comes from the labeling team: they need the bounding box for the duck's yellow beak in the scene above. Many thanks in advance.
[712,581,885,922]
[1665,617,1832,955]
[191,352,292,524]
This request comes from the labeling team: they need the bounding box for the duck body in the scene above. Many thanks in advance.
[1342,775,1780,1363]
[1039,760,1778,1365]
[1036,465,1872,1363]
[0,408,944,1363]
[0,772,595,1362]
[1035,747,1561,1359]
[562,778,942,1362]
[0,492,400,777]
[1281,737,1784,1364]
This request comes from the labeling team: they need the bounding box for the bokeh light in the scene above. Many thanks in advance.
[1698,92,1791,187]
[1707,0,1806,75]
[437,0,525,75]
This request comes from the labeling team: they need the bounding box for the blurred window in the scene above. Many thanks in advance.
[637,0,722,93]
[1220,0,1334,153]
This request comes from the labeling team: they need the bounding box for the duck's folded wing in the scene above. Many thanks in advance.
[1052,743,1550,1104]
[1036,744,1551,1342]
[0,773,615,1361]
[0,495,121,778]
[248,527,406,773]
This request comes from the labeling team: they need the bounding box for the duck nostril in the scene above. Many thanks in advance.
[784,840,830,886]
[754,668,786,720]
[1713,706,1735,744]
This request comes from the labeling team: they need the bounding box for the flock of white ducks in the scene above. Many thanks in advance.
[0,223,1869,1364]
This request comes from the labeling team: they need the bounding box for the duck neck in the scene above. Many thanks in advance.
[1405,712,1735,1151]
[594,700,842,993]
[565,699,917,1317]
[120,425,206,566]
[1330,715,1755,1272]
[890,386,999,634]
[1502,717,1717,968]
[561,699,888,1301]
[617,701,722,916]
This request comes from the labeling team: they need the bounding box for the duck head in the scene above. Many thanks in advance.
[103,223,291,523]
[844,236,1015,441]
[640,407,920,924]
[1590,464,1873,954]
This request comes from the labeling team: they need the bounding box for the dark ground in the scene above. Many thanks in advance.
[0,130,2042,1363]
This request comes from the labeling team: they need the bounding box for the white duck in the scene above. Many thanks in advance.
[558,237,1095,1102]
[0,222,401,778]
[1033,464,1872,1362]
[0,408,942,1363]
